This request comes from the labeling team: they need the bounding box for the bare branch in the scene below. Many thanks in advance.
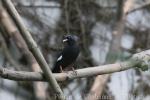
[0,50,149,82]
[127,1,150,14]
[0,33,23,70]
[15,4,61,9]
[1,0,64,99]
[0,2,47,99]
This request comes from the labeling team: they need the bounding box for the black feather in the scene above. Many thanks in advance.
[52,35,80,73]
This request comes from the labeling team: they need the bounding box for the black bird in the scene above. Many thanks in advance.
[52,35,80,73]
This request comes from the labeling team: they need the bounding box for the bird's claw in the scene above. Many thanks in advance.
[60,66,64,73]
[71,67,77,75]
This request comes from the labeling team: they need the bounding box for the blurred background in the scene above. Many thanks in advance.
[0,0,150,100]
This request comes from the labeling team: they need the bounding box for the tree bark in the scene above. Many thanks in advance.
[1,0,65,100]
[0,1,47,100]
[0,49,149,82]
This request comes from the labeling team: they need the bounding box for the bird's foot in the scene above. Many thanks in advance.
[71,67,77,75]
[60,66,64,73]
[60,66,68,73]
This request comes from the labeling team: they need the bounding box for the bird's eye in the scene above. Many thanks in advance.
[68,36,72,39]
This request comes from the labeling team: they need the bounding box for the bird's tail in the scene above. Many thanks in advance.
[52,63,60,73]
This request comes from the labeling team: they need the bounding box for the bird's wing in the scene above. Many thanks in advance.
[57,55,63,61]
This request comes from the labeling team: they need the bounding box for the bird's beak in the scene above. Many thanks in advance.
[63,39,68,42]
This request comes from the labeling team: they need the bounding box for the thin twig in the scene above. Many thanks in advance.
[0,32,25,70]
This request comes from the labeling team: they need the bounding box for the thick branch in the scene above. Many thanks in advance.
[2,0,64,99]
[0,2,47,100]
[0,50,150,82]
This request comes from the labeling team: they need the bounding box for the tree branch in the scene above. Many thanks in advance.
[1,0,64,99]
[0,1,47,99]
[0,50,149,82]
[127,1,150,14]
